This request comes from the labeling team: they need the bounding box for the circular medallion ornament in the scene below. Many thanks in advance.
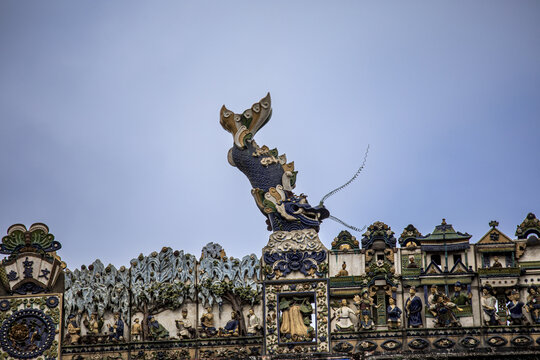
[332,341,354,353]
[0,308,56,359]
[381,339,402,351]
[434,337,455,349]
[487,336,507,347]
[46,296,59,309]
[0,299,10,312]
[459,336,479,348]
[355,340,377,352]
[408,338,429,350]
[511,335,533,347]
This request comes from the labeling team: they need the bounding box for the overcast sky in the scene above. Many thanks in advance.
[1,1,539,270]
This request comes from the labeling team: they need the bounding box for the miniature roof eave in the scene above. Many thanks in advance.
[418,219,472,244]
[419,232,472,243]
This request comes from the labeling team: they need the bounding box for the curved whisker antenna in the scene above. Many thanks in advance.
[328,215,366,233]
[319,144,370,206]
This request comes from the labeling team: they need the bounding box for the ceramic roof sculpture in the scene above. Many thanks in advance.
[220,94,329,232]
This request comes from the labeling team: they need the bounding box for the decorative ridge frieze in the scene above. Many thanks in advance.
[264,229,327,254]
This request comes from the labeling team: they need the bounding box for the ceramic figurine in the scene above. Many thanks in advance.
[507,289,528,325]
[336,262,349,277]
[405,287,423,328]
[279,297,315,342]
[526,285,540,324]
[427,285,440,309]
[66,314,81,345]
[451,281,471,306]
[175,309,195,339]
[359,313,374,330]
[131,318,142,341]
[491,256,503,268]
[108,312,124,342]
[200,306,217,337]
[430,293,462,327]
[219,311,240,337]
[247,308,261,335]
[481,285,500,326]
[386,298,402,329]
[84,313,103,336]
[407,256,419,268]
[333,299,356,332]
[148,315,169,340]
[354,289,379,327]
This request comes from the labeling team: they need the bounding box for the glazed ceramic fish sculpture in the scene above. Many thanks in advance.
[220,93,330,232]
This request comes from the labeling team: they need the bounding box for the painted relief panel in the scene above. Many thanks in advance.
[0,294,62,360]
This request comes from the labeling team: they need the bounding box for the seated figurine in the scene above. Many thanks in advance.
[66,314,81,345]
[247,308,261,335]
[148,315,169,340]
[359,313,374,330]
[219,311,239,337]
[176,309,195,339]
[108,312,124,342]
[200,306,217,337]
[336,262,349,277]
[82,312,105,344]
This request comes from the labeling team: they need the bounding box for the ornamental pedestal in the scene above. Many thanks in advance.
[0,224,64,360]
[262,229,330,355]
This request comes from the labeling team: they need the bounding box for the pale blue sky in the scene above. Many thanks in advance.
[1,1,539,269]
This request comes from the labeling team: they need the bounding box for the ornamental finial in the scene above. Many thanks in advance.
[489,220,499,229]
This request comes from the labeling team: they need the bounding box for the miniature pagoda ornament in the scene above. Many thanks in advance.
[220,94,330,232]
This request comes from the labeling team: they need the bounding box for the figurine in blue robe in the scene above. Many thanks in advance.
[108,312,124,342]
[507,289,528,325]
[387,297,402,329]
[220,311,239,337]
[405,287,423,328]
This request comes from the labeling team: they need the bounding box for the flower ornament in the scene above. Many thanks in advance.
[45,296,59,308]
[0,299,10,312]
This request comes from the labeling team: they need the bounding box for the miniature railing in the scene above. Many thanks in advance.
[330,325,540,357]
[401,267,422,277]
[519,261,540,270]
[478,267,521,276]
[329,276,365,288]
